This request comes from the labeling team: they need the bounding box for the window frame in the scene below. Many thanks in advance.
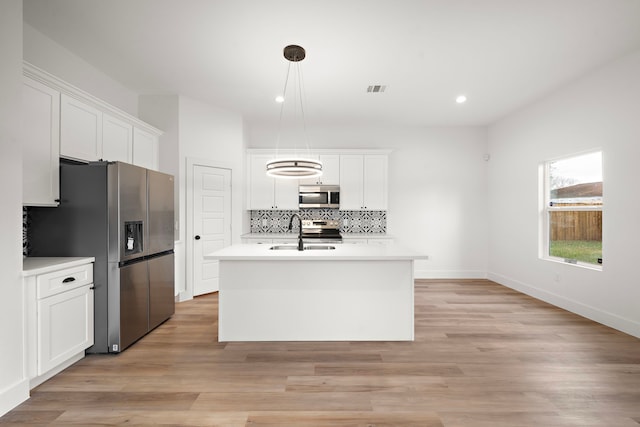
[540,150,603,271]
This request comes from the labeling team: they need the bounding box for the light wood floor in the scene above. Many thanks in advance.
[2,279,640,426]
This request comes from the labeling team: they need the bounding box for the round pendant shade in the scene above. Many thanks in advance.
[266,158,323,179]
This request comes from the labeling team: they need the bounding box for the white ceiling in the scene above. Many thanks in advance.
[23,0,640,127]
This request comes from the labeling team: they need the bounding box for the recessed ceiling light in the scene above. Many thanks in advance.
[275,95,285,103]
[456,95,467,104]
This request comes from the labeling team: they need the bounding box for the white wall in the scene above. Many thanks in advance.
[139,94,180,232]
[0,0,29,416]
[178,96,245,243]
[140,96,246,300]
[487,49,640,338]
[23,23,138,116]
[248,125,489,278]
[138,95,183,296]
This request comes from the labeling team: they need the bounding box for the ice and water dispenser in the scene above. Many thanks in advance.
[124,221,144,256]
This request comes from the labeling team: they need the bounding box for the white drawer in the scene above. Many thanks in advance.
[36,263,93,299]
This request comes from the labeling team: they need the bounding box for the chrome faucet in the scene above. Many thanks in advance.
[288,213,304,251]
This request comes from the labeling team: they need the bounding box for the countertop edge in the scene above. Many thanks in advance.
[207,244,426,262]
[23,257,96,277]
[241,233,394,239]
[212,255,425,261]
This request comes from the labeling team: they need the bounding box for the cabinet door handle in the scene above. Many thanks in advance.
[62,277,76,283]
[90,286,95,290]
[195,235,201,240]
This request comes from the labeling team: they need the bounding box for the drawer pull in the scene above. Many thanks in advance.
[62,277,76,283]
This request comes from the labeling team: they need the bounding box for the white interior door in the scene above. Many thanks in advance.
[192,165,231,295]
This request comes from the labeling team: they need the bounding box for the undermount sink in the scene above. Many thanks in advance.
[269,245,336,251]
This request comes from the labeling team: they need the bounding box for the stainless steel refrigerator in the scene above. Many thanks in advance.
[29,161,175,353]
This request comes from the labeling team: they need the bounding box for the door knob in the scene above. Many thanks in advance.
[195,235,201,240]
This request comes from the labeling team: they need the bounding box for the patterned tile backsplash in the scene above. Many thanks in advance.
[23,207,29,256]
[23,207,386,256]
[250,209,386,234]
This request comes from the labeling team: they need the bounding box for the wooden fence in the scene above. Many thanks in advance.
[550,210,602,241]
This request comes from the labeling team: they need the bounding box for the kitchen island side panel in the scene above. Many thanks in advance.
[218,259,414,341]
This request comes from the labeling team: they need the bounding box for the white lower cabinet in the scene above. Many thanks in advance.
[24,259,94,388]
[37,285,94,375]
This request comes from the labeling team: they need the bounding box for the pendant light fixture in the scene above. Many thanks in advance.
[266,45,323,179]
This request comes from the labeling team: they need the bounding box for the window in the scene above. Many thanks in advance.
[542,151,602,267]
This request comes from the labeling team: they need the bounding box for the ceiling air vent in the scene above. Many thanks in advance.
[367,85,387,93]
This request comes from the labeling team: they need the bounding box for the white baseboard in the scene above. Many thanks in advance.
[414,269,487,279]
[29,352,84,390]
[176,291,193,303]
[488,271,640,339]
[0,379,29,418]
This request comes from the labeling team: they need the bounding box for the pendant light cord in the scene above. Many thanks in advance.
[296,59,312,157]
[274,61,292,159]
[275,56,312,160]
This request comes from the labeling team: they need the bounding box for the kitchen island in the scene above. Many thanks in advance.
[206,243,427,342]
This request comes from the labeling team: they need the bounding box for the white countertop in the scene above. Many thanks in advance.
[241,232,298,239]
[23,257,95,277]
[341,233,393,239]
[241,233,393,239]
[207,243,425,261]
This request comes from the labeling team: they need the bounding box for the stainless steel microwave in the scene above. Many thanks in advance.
[299,185,340,209]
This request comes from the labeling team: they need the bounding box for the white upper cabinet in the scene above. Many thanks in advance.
[60,93,103,161]
[22,62,163,181]
[274,178,299,210]
[299,154,340,185]
[132,127,159,170]
[362,154,388,210]
[247,150,389,211]
[102,113,133,163]
[248,154,298,210]
[249,154,275,209]
[22,77,60,207]
[339,154,388,210]
[339,155,365,210]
